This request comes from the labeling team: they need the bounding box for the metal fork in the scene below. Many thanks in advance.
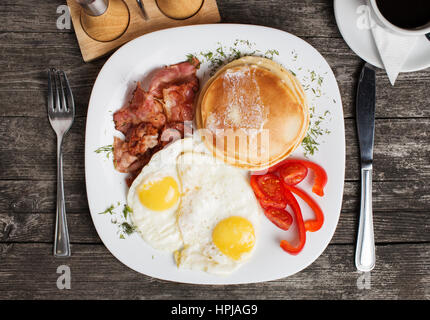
[47,69,75,257]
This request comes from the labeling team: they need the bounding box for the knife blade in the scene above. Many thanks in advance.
[355,62,376,272]
[356,63,376,166]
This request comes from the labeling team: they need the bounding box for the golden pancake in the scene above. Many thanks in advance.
[196,56,309,170]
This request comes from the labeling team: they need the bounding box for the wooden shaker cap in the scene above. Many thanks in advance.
[80,0,130,42]
[156,0,204,20]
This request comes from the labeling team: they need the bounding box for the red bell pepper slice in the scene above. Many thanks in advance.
[279,188,307,255]
[283,184,324,232]
[263,207,293,231]
[269,159,328,197]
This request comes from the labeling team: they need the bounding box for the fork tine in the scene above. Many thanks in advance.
[60,70,75,114]
[47,69,55,113]
[57,70,68,111]
[53,68,61,111]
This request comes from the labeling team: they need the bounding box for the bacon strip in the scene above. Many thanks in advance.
[149,59,199,98]
[112,59,200,184]
[113,83,166,135]
[162,81,197,122]
[113,137,138,173]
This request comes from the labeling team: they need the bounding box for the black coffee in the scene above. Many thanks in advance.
[376,0,430,29]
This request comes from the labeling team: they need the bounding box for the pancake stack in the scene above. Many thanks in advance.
[196,56,309,170]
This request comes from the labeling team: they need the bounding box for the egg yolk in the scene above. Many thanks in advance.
[138,176,179,211]
[212,216,255,260]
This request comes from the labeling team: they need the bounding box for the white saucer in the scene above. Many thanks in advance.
[334,0,430,72]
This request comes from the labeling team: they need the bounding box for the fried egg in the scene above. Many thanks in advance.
[174,152,261,275]
[127,138,194,252]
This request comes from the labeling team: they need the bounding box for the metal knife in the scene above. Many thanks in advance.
[355,62,376,272]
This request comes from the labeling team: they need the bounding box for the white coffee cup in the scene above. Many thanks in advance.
[368,0,430,36]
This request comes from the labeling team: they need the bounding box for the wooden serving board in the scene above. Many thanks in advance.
[67,0,221,62]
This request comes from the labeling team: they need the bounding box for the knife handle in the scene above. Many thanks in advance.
[355,166,375,272]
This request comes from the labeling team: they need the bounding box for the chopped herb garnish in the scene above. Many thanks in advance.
[121,222,136,235]
[216,46,226,58]
[302,134,320,157]
[302,107,331,157]
[264,49,279,60]
[123,204,133,219]
[231,47,242,60]
[95,144,113,159]
[188,39,281,76]
[310,70,317,82]
[203,51,213,60]
[186,54,196,64]
[99,204,116,215]
[99,202,136,238]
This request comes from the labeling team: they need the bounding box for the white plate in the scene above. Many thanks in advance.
[85,24,345,284]
[334,0,430,71]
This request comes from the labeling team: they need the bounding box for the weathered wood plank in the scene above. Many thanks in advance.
[1,0,428,301]
[0,213,99,244]
[0,180,88,214]
[2,74,430,119]
[0,33,429,119]
[1,117,429,181]
[1,179,429,215]
[1,30,429,86]
[1,178,429,244]
[0,33,103,95]
[1,207,429,245]
[0,0,72,33]
[0,117,85,181]
[218,0,340,38]
[0,87,93,118]
[1,0,339,38]
[346,118,430,181]
[0,242,428,299]
[0,33,430,118]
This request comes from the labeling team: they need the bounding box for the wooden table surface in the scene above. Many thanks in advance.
[0,0,429,300]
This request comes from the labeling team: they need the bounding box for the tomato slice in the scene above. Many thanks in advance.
[250,174,287,209]
[263,207,293,230]
[270,159,327,196]
[279,163,308,185]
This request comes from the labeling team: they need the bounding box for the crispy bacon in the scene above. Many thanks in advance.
[113,123,158,173]
[113,137,138,173]
[162,81,197,122]
[112,59,200,183]
[159,122,185,147]
[113,83,166,135]
[149,59,199,98]
[126,123,159,155]
[125,152,153,187]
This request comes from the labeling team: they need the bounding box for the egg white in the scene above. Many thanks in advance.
[127,138,195,252]
[175,151,262,275]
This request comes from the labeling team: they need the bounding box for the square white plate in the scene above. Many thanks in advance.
[85,24,345,284]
